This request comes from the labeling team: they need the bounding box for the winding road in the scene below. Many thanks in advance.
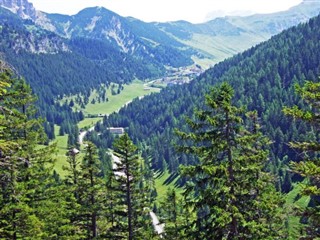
[150,211,165,236]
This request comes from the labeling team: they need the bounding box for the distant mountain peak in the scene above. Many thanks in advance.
[0,0,59,32]
[0,0,36,19]
[205,9,254,22]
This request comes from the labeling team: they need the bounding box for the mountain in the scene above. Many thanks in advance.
[45,7,193,68]
[155,0,320,64]
[1,0,320,129]
[2,0,319,70]
[0,0,194,68]
[0,3,193,126]
[92,13,320,190]
[0,8,68,54]
[0,0,36,19]
[0,0,56,30]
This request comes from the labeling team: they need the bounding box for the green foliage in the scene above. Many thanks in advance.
[112,133,154,239]
[159,188,189,239]
[176,83,285,239]
[93,13,320,187]
[78,142,105,238]
[0,70,162,239]
[0,71,69,238]
[284,80,320,238]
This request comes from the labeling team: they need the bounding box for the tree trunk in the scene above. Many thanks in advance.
[226,111,238,239]
[126,162,133,240]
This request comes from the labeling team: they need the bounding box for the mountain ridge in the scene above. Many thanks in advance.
[1,0,320,130]
[1,0,320,67]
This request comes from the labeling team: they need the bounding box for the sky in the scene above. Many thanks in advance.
[28,0,304,23]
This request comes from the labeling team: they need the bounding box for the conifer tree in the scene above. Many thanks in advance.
[283,80,320,238]
[112,133,151,239]
[78,141,105,239]
[0,71,60,238]
[62,147,85,238]
[176,82,285,239]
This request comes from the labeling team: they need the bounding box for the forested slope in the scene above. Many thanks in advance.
[0,6,193,128]
[91,14,320,191]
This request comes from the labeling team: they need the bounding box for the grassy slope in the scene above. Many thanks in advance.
[52,125,68,176]
[154,170,183,203]
[77,81,160,128]
[87,83,158,114]
[182,33,267,67]
[55,81,160,174]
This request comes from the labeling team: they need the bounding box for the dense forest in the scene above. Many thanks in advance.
[1,67,320,239]
[0,70,158,239]
[89,14,320,193]
[2,1,320,238]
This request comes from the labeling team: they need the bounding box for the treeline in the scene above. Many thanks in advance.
[92,14,320,193]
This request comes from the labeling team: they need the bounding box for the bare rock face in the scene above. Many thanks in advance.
[0,0,56,31]
[0,0,37,19]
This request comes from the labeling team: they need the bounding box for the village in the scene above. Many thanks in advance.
[149,64,204,88]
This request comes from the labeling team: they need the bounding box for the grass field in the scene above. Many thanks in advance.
[52,125,68,176]
[154,170,183,203]
[74,81,160,129]
[54,81,161,175]
[75,81,159,115]
[182,33,267,66]
[78,117,102,130]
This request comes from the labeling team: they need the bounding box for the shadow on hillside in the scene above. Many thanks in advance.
[163,172,180,186]
[154,170,165,179]
[155,170,181,188]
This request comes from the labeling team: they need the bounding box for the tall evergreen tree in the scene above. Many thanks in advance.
[0,71,60,238]
[112,133,151,239]
[176,82,285,239]
[78,142,105,239]
[62,147,85,239]
[160,188,190,240]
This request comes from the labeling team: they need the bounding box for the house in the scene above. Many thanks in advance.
[107,127,125,134]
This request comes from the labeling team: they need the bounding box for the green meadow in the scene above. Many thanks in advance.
[54,80,160,174]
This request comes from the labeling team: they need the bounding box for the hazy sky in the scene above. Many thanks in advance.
[29,0,304,23]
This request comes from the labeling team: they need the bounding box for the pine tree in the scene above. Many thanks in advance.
[62,147,85,238]
[112,133,151,239]
[176,82,285,239]
[283,80,320,238]
[78,141,105,239]
[0,71,60,238]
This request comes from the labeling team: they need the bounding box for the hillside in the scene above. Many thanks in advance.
[0,0,320,132]
[91,13,320,191]
[156,0,320,64]
[0,5,193,127]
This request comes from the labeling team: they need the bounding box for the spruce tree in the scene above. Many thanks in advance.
[176,82,284,239]
[0,71,60,238]
[112,133,151,239]
[160,188,189,240]
[78,141,105,239]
